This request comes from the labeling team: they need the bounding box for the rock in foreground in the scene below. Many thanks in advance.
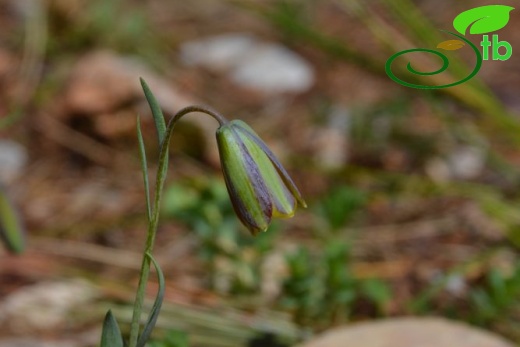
[299,318,514,347]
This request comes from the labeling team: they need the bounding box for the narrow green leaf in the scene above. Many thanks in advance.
[0,185,25,254]
[140,78,169,215]
[137,116,152,222]
[140,78,166,145]
[100,310,124,347]
[453,5,514,35]
[136,252,165,347]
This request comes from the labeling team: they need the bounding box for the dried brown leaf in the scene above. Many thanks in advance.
[436,40,465,51]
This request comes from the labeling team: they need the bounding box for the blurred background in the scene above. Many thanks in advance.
[1,0,520,346]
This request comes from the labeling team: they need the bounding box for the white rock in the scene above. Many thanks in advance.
[0,279,99,333]
[180,33,315,94]
[0,339,78,347]
[426,146,486,181]
[445,274,467,296]
[230,43,314,94]
[180,33,256,71]
[448,146,486,179]
[0,328,99,347]
[298,317,514,347]
[0,140,28,183]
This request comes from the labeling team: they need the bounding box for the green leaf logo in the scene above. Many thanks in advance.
[453,5,514,35]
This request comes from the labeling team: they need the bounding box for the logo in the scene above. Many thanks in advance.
[386,5,514,89]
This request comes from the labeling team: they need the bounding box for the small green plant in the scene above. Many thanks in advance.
[0,184,25,254]
[280,240,391,328]
[466,265,520,326]
[149,330,189,347]
[163,179,279,294]
[99,78,306,346]
[318,185,367,231]
[49,0,152,55]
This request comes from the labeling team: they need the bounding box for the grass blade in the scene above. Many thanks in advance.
[137,252,165,347]
[137,116,151,221]
[140,77,166,145]
[0,185,25,254]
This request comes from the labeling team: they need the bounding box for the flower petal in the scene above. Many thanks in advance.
[234,124,296,218]
[216,124,272,235]
[233,120,307,208]
[235,126,296,218]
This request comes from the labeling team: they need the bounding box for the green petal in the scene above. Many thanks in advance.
[233,120,307,208]
[216,124,271,234]
[234,123,296,218]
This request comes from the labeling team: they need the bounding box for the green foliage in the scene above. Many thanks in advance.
[125,79,173,347]
[163,178,278,293]
[319,185,367,230]
[280,247,321,324]
[137,253,166,347]
[321,243,357,320]
[140,78,167,145]
[360,279,392,315]
[466,265,520,326]
[280,240,392,327]
[163,178,234,231]
[137,116,152,221]
[149,330,189,347]
[408,260,520,334]
[162,180,391,327]
[48,0,160,61]
[0,186,25,254]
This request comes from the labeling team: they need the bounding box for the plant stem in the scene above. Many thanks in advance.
[127,105,227,347]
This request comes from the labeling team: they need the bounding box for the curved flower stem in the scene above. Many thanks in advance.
[128,105,227,347]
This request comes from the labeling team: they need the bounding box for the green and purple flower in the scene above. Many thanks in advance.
[216,120,306,235]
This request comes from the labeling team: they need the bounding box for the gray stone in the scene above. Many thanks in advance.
[0,140,28,183]
[298,318,514,347]
[180,33,315,94]
[0,339,77,347]
[180,33,256,71]
[230,43,314,94]
[0,279,99,333]
[448,146,486,179]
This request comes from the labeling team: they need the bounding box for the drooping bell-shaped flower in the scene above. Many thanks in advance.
[216,120,306,235]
